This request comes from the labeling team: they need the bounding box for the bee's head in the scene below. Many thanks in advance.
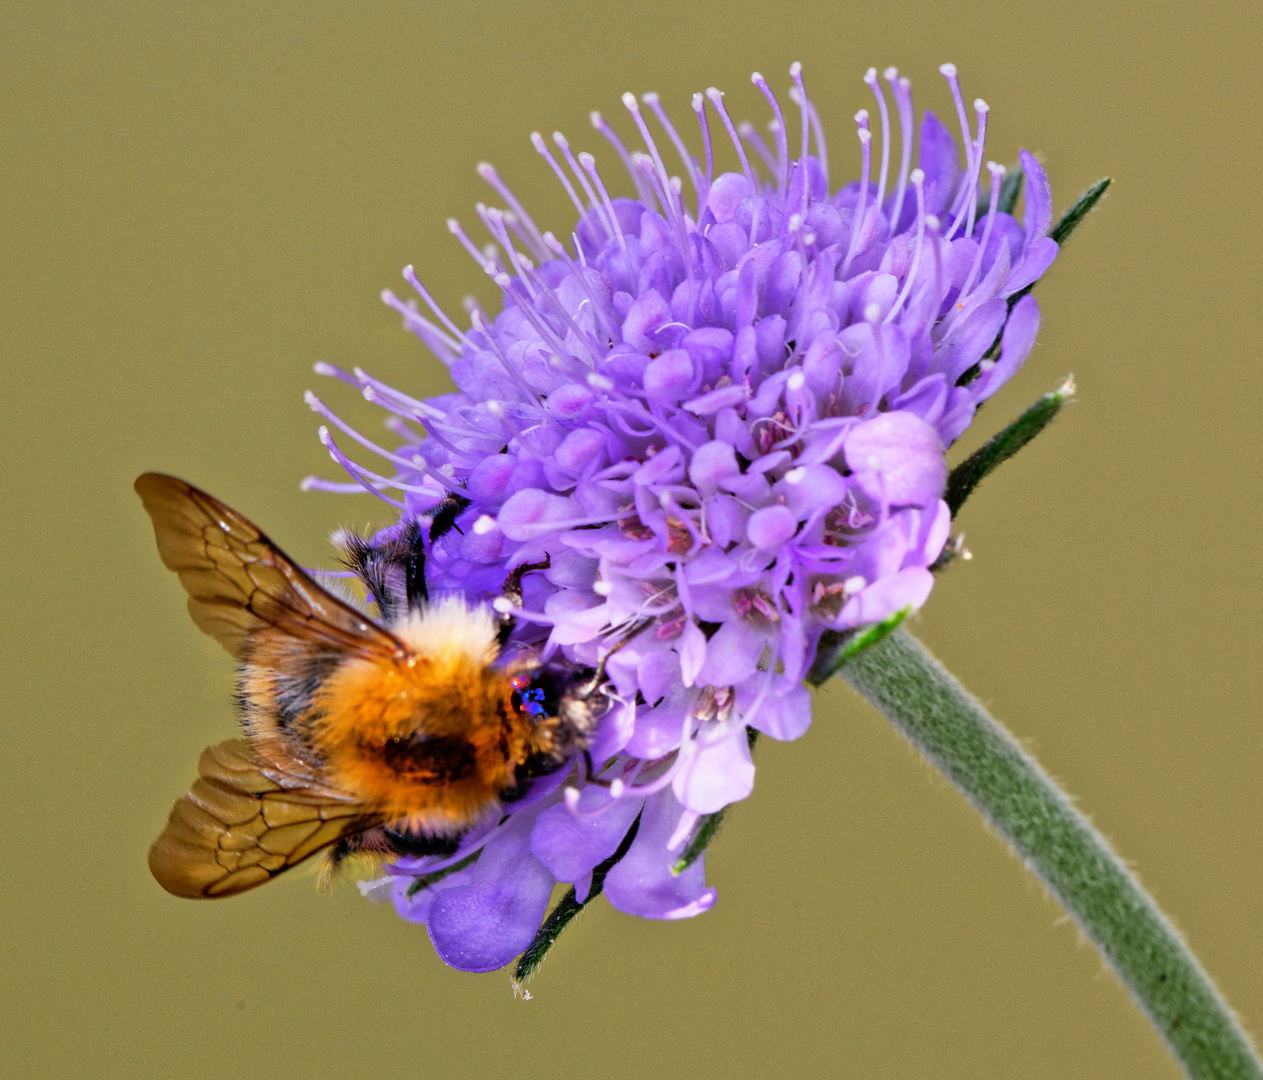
[510,660,611,749]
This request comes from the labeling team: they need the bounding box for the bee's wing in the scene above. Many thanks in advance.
[135,473,402,660]
[149,740,385,898]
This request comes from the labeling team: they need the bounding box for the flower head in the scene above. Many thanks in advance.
[314,62,1058,973]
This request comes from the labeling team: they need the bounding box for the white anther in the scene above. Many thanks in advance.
[593,580,613,596]
[910,168,925,184]
[621,91,640,113]
[790,61,802,77]
[883,66,898,80]
[854,109,868,124]
[785,466,806,484]
[608,779,625,799]
[492,597,514,614]
[787,371,806,392]
[939,62,957,77]
[486,400,505,418]
[844,575,867,593]
[473,515,499,535]
[440,464,455,478]
[563,787,581,811]
[863,302,882,323]
[974,98,989,113]
[587,373,615,392]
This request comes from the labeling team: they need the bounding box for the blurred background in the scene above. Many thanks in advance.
[3,2,1261,1077]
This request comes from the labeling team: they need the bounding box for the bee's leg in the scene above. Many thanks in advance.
[427,493,471,542]
[339,530,403,622]
[401,521,428,610]
[495,555,551,648]
[402,493,470,611]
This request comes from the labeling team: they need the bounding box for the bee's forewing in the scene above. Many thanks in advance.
[134,472,402,660]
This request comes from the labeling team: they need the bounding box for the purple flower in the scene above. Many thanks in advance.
[320,62,1058,973]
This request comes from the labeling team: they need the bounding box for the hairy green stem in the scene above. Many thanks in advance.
[815,628,1261,1080]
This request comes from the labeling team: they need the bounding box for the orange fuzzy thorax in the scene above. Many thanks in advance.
[308,599,531,832]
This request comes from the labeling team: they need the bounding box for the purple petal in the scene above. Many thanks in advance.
[673,723,756,813]
[972,294,1040,402]
[917,112,960,216]
[740,679,812,741]
[622,289,670,353]
[604,789,718,919]
[707,172,751,224]
[426,814,556,972]
[1004,237,1059,296]
[688,440,741,497]
[746,504,798,549]
[643,348,699,401]
[1019,150,1053,239]
[497,488,583,540]
[530,787,644,884]
[844,412,946,506]
[696,619,765,686]
[837,567,934,627]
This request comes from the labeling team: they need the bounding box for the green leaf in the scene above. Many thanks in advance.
[1050,177,1112,245]
[807,606,912,687]
[945,376,1075,517]
[512,811,642,985]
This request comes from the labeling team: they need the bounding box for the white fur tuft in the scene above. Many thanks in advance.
[392,595,499,663]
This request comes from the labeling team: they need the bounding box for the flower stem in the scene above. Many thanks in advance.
[813,627,1262,1080]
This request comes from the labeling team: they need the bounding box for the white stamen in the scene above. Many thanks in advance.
[863,68,892,233]
[492,596,515,614]
[530,131,587,219]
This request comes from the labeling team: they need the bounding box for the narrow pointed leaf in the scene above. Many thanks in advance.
[513,812,641,984]
[1050,177,1112,245]
[946,377,1074,517]
[807,606,912,686]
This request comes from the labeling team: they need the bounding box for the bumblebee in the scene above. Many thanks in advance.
[135,473,608,898]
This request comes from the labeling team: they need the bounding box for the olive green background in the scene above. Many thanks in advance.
[4,2,1261,1077]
